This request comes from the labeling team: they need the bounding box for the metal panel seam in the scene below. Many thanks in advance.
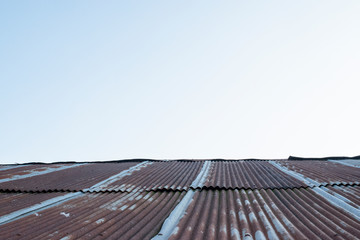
[191,161,212,188]
[85,161,153,192]
[0,192,83,225]
[328,160,360,169]
[152,161,212,239]
[268,161,320,186]
[152,190,195,240]
[269,161,360,221]
[0,164,85,183]
[0,162,151,225]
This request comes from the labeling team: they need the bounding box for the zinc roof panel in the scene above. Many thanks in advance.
[0,191,185,240]
[167,187,360,240]
[105,161,204,191]
[202,161,306,189]
[276,160,360,184]
[0,192,65,216]
[0,162,139,192]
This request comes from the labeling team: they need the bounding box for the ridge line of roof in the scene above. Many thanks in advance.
[3,156,360,166]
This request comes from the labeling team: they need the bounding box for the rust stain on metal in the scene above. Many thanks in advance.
[203,161,305,189]
[0,191,186,240]
[0,162,139,192]
[106,161,204,191]
[0,192,65,216]
[168,188,360,240]
[276,160,360,184]
[0,164,72,180]
[0,160,359,240]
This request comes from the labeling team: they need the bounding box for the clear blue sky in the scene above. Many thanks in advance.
[1,1,360,163]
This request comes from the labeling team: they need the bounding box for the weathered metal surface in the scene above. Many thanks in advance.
[0,162,139,192]
[0,164,29,172]
[167,187,360,240]
[329,159,360,168]
[0,159,359,240]
[0,192,65,216]
[203,161,305,189]
[276,160,360,184]
[324,185,360,208]
[0,164,76,180]
[105,161,204,191]
[0,191,186,240]
[1,187,359,240]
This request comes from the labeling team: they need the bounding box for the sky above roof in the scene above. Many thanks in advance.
[1,1,360,164]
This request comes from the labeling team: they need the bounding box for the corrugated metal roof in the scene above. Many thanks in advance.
[275,160,360,185]
[0,192,65,216]
[0,191,186,240]
[0,186,359,239]
[202,161,305,189]
[0,162,139,192]
[103,161,204,192]
[0,164,78,182]
[0,159,359,240]
[164,187,360,240]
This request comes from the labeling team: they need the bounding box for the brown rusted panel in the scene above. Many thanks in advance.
[0,192,65,216]
[203,161,305,189]
[169,187,360,240]
[0,162,139,192]
[106,161,204,191]
[0,191,186,240]
[0,164,74,180]
[277,160,360,184]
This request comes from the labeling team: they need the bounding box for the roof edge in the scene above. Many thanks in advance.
[288,155,360,161]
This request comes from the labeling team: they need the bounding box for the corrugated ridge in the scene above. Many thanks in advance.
[203,161,306,190]
[0,159,285,167]
[1,157,358,169]
[104,161,204,192]
[1,182,360,194]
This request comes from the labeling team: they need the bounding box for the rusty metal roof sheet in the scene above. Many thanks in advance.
[275,160,360,185]
[202,161,305,189]
[163,187,360,240]
[0,191,186,240]
[85,161,305,192]
[0,162,139,192]
[0,164,77,181]
[0,192,65,216]
[103,161,204,192]
[0,186,359,240]
[0,159,359,239]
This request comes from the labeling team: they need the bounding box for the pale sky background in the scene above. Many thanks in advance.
[1,1,360,164]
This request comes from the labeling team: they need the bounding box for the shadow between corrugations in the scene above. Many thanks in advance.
[1,182,359,194]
